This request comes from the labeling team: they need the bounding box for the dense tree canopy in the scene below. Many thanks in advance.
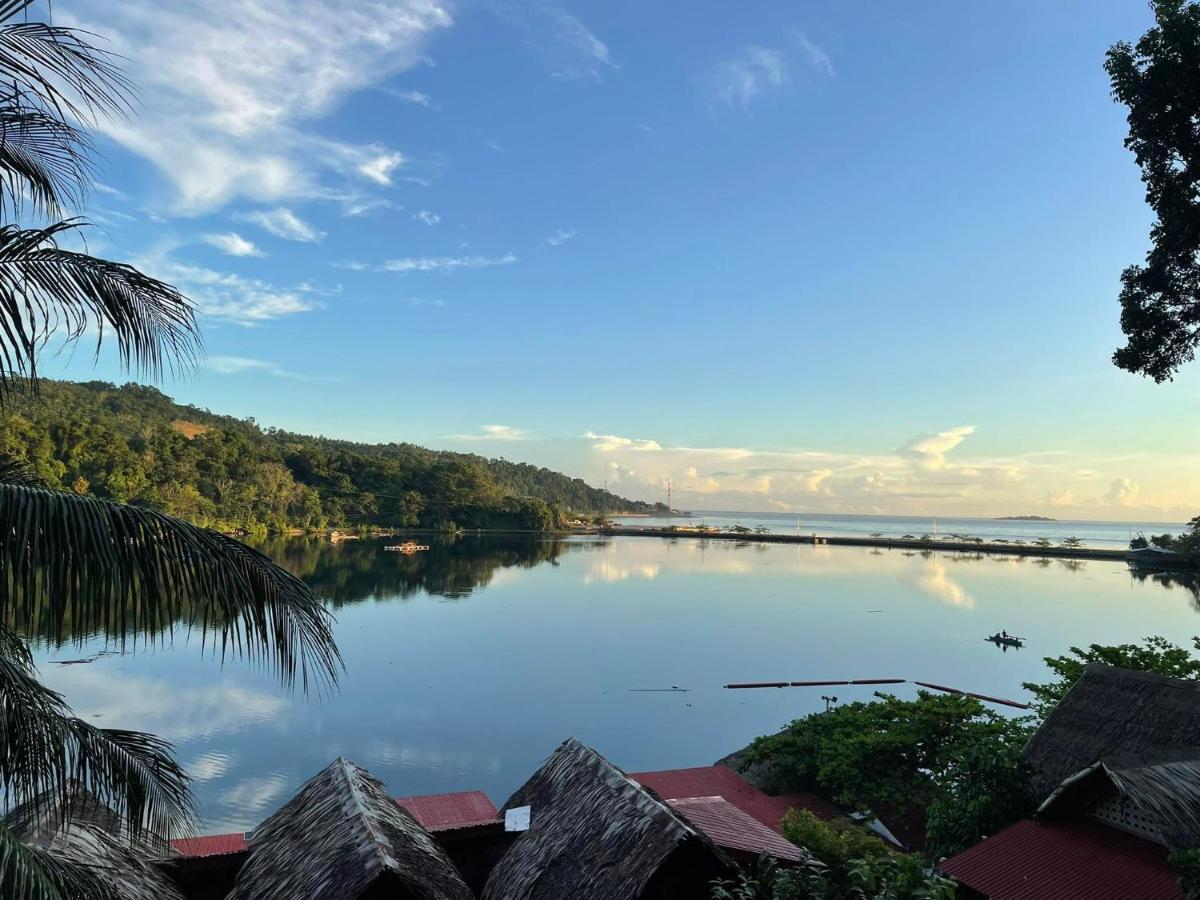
[1108,0,1200,381]
[0,379,656,534]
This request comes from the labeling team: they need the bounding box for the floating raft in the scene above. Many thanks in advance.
[986,633,1025,648]
[725,677,1029,710]
[384,541,430,554]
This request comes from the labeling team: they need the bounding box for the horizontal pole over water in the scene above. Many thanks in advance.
[725,677,1030,710]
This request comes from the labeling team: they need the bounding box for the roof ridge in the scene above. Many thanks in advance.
[332,756,400,880]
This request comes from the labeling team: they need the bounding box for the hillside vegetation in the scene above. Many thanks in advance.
[0,380,658,534]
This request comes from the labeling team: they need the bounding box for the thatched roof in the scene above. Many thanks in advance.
[1023,663,1200,796]
[228,757,473,900]
[481,737,731,900]
[5,788,184,900]
[1038,749,1200,849]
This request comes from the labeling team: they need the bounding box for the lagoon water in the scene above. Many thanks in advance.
[32,533,1200,832]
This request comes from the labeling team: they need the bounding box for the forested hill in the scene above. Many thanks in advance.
[0,380,660,533]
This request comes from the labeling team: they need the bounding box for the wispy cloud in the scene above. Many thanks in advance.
[240,207,324,243]
[63,1,452,213]
[708,34,833,113]
[710,46,788,112]
[139,251,317,325]
[387,87,433,107]
[545,227,576,246]
[378,253,518,273]
[206,356,314,380]
[414,209,441,226]
[795,31,834,77]
[409,297,446,308]
[358,151,405,185]
[449,424,530,441]
[498,2,616,81]
[203,231,265,257]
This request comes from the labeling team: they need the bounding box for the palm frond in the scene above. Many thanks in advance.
[0,19,131,124]
[0,822,119,900]
[0,484,343,691]
[0,625,195,839]
[0,448,42,486]
[0,93,92,216]
[0,221,200,391]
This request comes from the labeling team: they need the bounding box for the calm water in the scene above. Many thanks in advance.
[32,534,1200,832]
[613,510,1186,549]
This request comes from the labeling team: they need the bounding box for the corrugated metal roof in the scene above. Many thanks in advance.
[170,832,248,858]
[939,819,1182,900]
[630,765,840,831]
[395,790,499,832]
[668,797,806,862]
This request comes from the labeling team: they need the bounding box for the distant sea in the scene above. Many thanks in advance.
[610,510,1186,550]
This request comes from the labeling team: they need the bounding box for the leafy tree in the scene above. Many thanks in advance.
[779,810,893,893]
[1107,0,1200,381]
[1060,536,1084,549]
[0,7,342,898]
[1022,635,1200,716]
[743,692,1027,827]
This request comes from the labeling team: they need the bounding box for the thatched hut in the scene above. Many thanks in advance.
[227,757,473,900]
[481,738,734,900]
[1037,749,1200,849]
[5,788,184,900]
[1023,663,1200,797]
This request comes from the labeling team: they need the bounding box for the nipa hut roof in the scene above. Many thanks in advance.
[228,757,473,900]
[5,787,184,900]
[481,737,731,900]
[1038,749,1200,849]
[1023,664,1200,797]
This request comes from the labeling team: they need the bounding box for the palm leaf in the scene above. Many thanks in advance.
[0,221,200,392]
[0,448,42,486]
[0,822,119,900]
[0,484,343,691]
[0,94,92,216]
[0,625,195,840]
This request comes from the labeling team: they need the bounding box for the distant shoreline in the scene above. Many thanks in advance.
[994,515,1057,521]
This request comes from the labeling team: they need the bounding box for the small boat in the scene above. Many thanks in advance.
[986,632,1025,648]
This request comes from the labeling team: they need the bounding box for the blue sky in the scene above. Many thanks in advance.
[40,0,1200,521]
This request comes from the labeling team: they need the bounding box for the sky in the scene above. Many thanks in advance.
[32,0,1200,522]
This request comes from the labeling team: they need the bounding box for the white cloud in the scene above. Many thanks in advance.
[240,207,324,243]
[450,424,530,441]
[379,253,517,273]
[408,297,446,307]
[358,151,405,185]
[203,231,265,257]
[186,751,233,783]
[142,254,316,325]
[546,227,576,246]
[219,773,289,814]
[1102,478,1141,507]
[414,209,441,226]
[710,46,788,112]
[585,432,663,453]
[901,426,976,472]
[502,3,615,81]
[64,1,453,212]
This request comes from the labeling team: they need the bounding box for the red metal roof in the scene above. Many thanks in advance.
[630,765,840,831]
[939,819,1182,900]
[170,832,248,858]
[669,796,806,862]
[395,789,499,832]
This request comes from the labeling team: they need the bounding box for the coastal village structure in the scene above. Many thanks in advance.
[940,665,1200,899]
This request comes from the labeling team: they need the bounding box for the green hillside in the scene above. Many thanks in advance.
[0,380,660,534]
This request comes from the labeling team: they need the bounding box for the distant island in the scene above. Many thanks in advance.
[995,515,1057,521]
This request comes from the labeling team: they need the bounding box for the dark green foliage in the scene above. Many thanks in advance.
[1022,635,1200,716]
[779,810,892,893]
[1107,1,1200,381]
[1170,848,1200,900]
[0,379,652,533]
[744,692,1028,822]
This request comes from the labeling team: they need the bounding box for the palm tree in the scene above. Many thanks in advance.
[0,4,342,897]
